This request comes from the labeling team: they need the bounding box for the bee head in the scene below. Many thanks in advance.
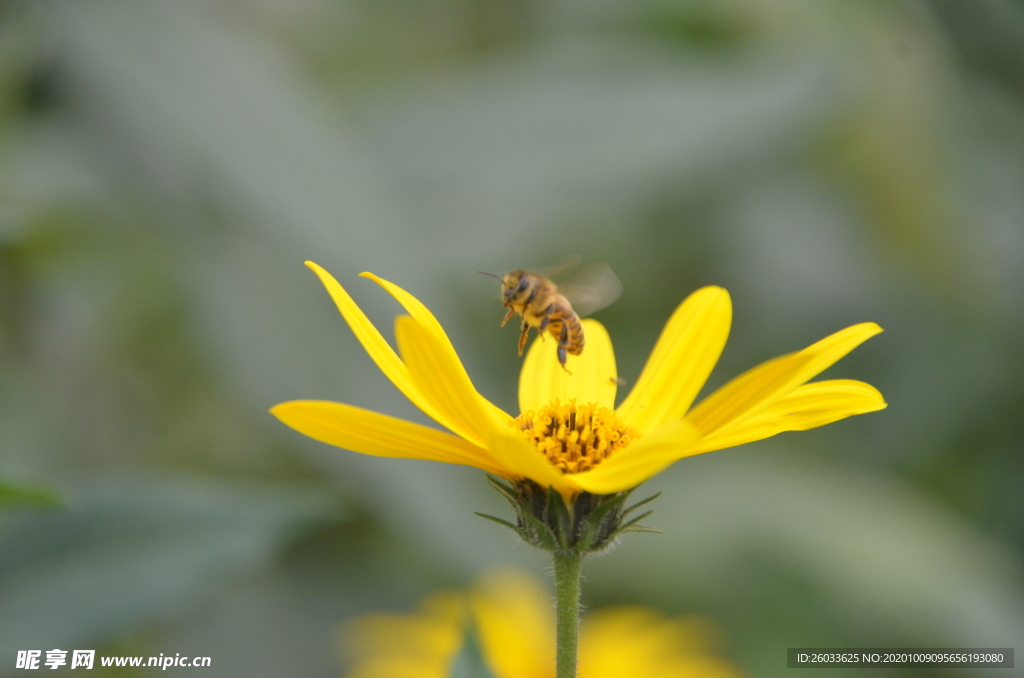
[501,270,531,305]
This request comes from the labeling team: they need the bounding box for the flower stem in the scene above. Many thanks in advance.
[553,549,583,678]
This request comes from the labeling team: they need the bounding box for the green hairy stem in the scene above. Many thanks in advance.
[553,549,583,678]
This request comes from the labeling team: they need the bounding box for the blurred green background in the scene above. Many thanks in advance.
[1,0,1023,676]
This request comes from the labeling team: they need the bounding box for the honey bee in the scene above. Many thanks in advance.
[481,260,622,371]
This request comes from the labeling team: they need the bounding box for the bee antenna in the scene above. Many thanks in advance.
[476,271,500,279]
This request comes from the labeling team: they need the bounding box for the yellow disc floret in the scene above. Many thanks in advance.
[511,401,641,474]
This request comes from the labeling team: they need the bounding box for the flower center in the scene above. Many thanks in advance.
[511,401,641,474]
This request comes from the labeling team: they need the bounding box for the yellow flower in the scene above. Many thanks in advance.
[272,262,885,497]
[342,570,742,678]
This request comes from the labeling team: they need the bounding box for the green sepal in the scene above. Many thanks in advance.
[474,511,524,536]
[576,493,628,551]
[619,508,654,530]
[479,477,662,554]
[622,491,661,518]
[485,476,519,506]
[621,524,662,534]
[520,512,560,551]
[607,509,659,540]
[546,486,573,549]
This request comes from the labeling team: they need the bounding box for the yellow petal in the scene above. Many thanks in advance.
[471,570,554,678]
[346,657,451,678]
[270,400,505,475]
[344,591,464,678]
[796,322,884,381]
[487,430,578,495]
[690,379,887,455]
[395,315,510,448]
[304,262,474,440]
[616,287,731,433]
[360,272,450,347]
[579,608,740,678]
[345,607,461,661]
[570,420,700,494]
[581,608,718,658]
[518,319,617,413]
[685,322,883,438]
[361,272,512,426]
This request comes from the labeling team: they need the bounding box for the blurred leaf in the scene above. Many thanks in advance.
[0,478,61,509]
[0,476,339,660]
[927,0,1024,95]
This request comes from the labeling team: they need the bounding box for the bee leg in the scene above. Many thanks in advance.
[557,322,572,374]
[500,308,516,327]
[538,306,552,333]
[525,286,538,306]
[517,323,530,356]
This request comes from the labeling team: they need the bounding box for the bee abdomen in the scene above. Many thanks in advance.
[565,314,584,355]
[548,309,584,356]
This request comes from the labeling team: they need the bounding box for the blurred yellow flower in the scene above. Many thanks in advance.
[342,570,742,678]
[273,262,885,497]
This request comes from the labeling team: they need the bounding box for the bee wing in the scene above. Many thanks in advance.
[557,262,622,317]
[522,254,583,282]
